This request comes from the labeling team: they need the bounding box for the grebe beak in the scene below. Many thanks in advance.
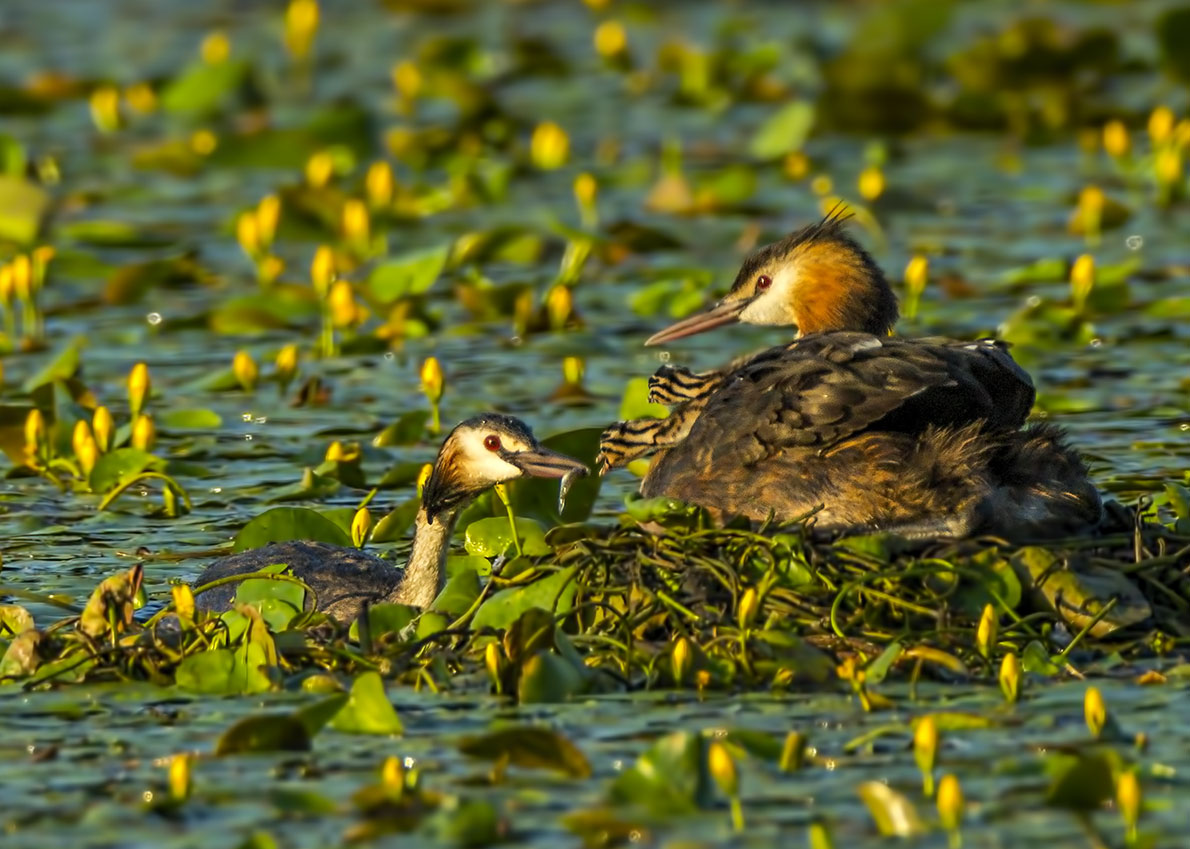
[507,446,590,480]
[644,298,745,346]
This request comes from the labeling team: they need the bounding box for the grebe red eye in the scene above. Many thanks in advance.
[756,274,772,290]
[484,435,501,452]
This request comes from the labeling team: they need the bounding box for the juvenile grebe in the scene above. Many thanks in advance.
[598,214,1101,540]
[195,414,588,621]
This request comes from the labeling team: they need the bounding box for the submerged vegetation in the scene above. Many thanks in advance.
[1,0,1189,846]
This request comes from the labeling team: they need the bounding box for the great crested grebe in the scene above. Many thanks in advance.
[196,414,588,621]
[598,213,1102,540]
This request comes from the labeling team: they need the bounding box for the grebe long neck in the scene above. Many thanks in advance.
[389,504,459,608]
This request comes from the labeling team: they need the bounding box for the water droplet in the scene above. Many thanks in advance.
[210,487,222,494]
[244,434,253,441]
[658,350,671,363]
[1180,423,1189,432]
[1089,338,1103,347]
[612,759,623,771]
[146,312,162,325]
[254,416,268,424]
[241,412,253,422]
[509,335,523,347]
[1125,234,1143,250]
[1026,295,1041,307]
[403,756,416,769]
[383,352,395,361]
[142,790,154,803]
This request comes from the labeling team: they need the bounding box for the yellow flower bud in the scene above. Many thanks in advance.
[124,82,157,115]
[128,362,151,419]
[416,462,433,497]
[574,172,598,210]
[530,121,570,170]
[351,506,373,548]
[904,255,929,297]
[366,160,396,209]
[381,755,405,792]
[168,753,192,802]
[324,440,346,463]
[131,414,156,451]
[1103,119,1130,158]
[93,406,114,453]
[1074,185,1105,241]
[1148,105,1175,146]
[1070,254,1095,313]
[707,740,739,798]
[808,821,835,849]
[232,350,258,391]
[857,165,885,201]
[200,31,230,64]
[999,651,1021,704]
[913,715,938,797]
[391,61,422,101]
[779,730,807,772]
[783,151,810,181]
[1084,686,1107,739]
[311,245,336,297]
[11,254,32,301]
[24,408,45,462]
[976,603,997,659]
[562,356,584,386]
[236,212,261,259]
[671,637,691,685]
[0,264,13,304]
[259,255,285,286]
[484,642,503,692]
[305,151,334,189]
[172,583,195,621]
[73,420,98,476]
[284,0,320,61]
[89,85,121,133]
[256,194,281,247]
[341,198,371,249]
[190,129,217,156]
[1156,147,1183,186]
[328,280,359,328]
[1116,770,1141,841]
[594,20,627,57]
[420,356,444,405]
[936,773,963,832]
[809,174,832,196]
[546,284,573,330]
[738,587,759,630]
[275,344,299,386]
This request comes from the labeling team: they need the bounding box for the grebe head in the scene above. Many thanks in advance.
[421,414,588,523]
[646,207,899,345]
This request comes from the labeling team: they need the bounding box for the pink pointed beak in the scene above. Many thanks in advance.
[644,299,745,346]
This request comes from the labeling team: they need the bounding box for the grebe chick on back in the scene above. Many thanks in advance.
[195,414,588,622]
[598,213,1101,540]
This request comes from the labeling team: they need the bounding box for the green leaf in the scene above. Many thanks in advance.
[372,410,430,446]
[158,408,223,430]
[294,693,350,737]
[517,650,587,704]
[1044,750,1118,810]
[749,101,815,159]
[618,377,668,421]
[160,58,252,116]
[330,671,404,735]
[1156,6,1190,83]
[472,567,578,631]
[0,604,33,637]
[459,726,591,778]
[88,448,163,495]
[370,497,420,543]
[464,516,550,558]
[608,732,713,815]
[233,576,307,630]
[506,428,601,524]
[233,507,352,552]
[0,173,49,244]
[215,713,311,755]
[175,649,236,694]
[348,602,418,642]
[430,563,482,617]
[366,244,449,303]
[22,338,85,393]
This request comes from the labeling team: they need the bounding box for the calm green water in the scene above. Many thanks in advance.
[1,0,1188,845]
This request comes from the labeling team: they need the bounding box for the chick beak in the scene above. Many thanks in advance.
[507,446,589,480]
[644,298,746,346]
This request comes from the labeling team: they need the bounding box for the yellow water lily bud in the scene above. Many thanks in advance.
[857,165,885,201]
[904,254,929,297]
[530,121,569,170]
[310,245,335,297]
[275,344,299,387]
[168,753,192,802]
[738,587,759,630]
[416,462,433,497]
[1156,147,1183,186]
[305,151,334,189]
[1148,105,1175,146]
[783,151,810,181]
[256,194,281,247]
[328,280,359,328]
[936,773,963,833]
[546,284,573,330]
[420,356,444,405]
[1070,254,1095,312]
[236,212,261,259]
[73,420,98,476]
[10,254,32,301]
[484,642,503,692]
[809,174,832,196]
[201,30,230,64]
[999,651,1021,704]
[128,362,151,419]
[391,61,422,101]
[913,715,938,797]
[284,0,319,61]
[707,740,739,798]
[190,129,217,156]
[351,506,373,548]
[976,603,997,659]
[562,356,584,386]
[172,583,195,621]
[1116,769,1141,842]
[594,20,627,57]
[232,350,258,391]
[341,199,371,250]
[779,730,807,772]
[366,160,396,209]
[93,406,114,453]
[808,821,835,849]
[574,172,598,224]
[1084,686,1107,739]
[1103,119,1130,158]
[131,414,156,450]
[89,85,121,133]
[0,264,13,304]
[259,255,285,286]
[324,440,346,463]
[381,755,405,793]
[671,636,691,685]
[124,82,157,115]
[1075,185,1105,241]
[24,409,45,462]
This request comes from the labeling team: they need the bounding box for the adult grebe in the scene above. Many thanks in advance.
[195,414,588,621]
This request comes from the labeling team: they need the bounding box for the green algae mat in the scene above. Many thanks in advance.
[2,0,1190,846]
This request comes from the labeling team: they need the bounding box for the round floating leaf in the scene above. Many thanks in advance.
[430,563,482,617]
[88,448,162,494]
[158,408,223,430]
[330,671,404,735]
[366,244,449,304]
[608,732,713,816]
[517,650,586,704]
[749,101,815,159]
[459,726,591,778]
[215,712,311,756]
[233,507,352,552]
[472,567,578,631]
[507,428,602,524]
[348,602,418,642]
[464,516,550,558]
[0,173,49,244]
